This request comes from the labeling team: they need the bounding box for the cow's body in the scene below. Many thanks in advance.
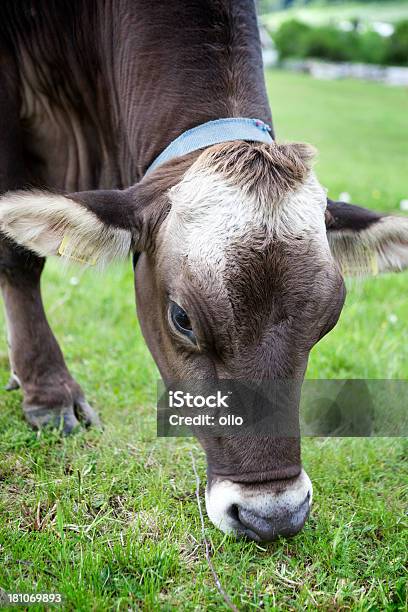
[0,0,271,192]
[0,0,272,428]
[1,1,407,542]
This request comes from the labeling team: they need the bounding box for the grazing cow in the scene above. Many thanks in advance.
[0,1,407,542]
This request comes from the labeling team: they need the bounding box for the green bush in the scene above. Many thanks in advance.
[272,19,408,66]
[359,30,389,65]
[302,25,360,62]
[273,21,364,63]
[387,20,408,65]
[272,19,312,59]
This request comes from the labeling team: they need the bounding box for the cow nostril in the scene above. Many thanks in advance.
[228,504,240,522]
[232,497,310,543]
[237,507,275,542]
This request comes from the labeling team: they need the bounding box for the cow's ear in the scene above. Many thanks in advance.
[0,181,164,267]
[325,198,408,275]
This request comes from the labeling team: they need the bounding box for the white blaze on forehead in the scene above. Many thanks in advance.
[161,165,330,272]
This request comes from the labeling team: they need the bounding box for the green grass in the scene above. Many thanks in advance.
[262,1,408,29]
[0,72,407,610]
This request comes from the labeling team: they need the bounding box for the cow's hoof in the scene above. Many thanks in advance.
[23,397,101,435]
[5,373,20,391]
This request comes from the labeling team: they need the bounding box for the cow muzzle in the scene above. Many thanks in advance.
[205,469,312,542]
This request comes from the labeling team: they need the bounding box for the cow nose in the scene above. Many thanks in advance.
[231,491,310,542]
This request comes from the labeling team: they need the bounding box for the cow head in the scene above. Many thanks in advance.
[1,140,407,541]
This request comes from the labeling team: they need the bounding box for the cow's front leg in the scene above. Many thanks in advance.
[0,58,99,433]
[1,246,100,433]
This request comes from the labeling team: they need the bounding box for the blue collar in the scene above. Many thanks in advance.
[145,117,273,175]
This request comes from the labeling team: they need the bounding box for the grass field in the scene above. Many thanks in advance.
[0,72,407,610]
[262,1,408,28]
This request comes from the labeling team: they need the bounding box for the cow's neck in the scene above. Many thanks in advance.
[103,0,273,183]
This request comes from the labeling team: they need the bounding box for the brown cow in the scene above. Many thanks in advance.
[0,1,407,541]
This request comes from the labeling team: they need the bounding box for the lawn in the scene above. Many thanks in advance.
[0,72,407,610]
[262,1,408,29]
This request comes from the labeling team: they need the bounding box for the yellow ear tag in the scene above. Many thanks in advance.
[370,252,379,276]
[58,235,98,266]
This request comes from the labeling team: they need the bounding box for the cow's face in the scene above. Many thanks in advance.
[1,141,407,542]
[134,142,345,541]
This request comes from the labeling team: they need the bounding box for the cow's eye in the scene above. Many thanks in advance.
[169,301,196,344]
